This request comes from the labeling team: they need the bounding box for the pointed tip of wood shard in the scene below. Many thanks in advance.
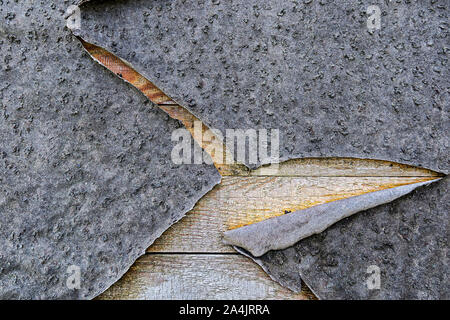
[224,178,441,257]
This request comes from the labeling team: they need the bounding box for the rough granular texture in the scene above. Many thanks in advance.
[78,0,449,172]
[0,0,220,299]
[236,176,449,300]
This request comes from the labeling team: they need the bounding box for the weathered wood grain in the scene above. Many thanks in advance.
[81,40,440,178]
[243,157,440,178]
[81,40,176,105]
[82,40,441,300]
[97,254,315,300]
[147,176,437,253]
[83,43,440,180]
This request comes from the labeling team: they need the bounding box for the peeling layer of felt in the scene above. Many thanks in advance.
[0,1,220,299]
[223,179,441,257]
[77,0,448,172]
[233,176,449,299]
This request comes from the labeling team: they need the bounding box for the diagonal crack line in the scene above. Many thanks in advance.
[77,37,242,176]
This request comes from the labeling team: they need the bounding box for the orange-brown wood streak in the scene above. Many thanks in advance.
[80,39,441,300]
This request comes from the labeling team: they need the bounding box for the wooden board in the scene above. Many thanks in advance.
[96,165,437,300]
[147,176,437,253]
[83,41,441,300]
[98,254,315,300]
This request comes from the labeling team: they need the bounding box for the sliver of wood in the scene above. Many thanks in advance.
[81,40,440,300]
[145,176,437,253]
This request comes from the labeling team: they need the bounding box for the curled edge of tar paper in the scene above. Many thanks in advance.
[223,178,442,258]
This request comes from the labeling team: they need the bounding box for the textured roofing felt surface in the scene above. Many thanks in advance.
[78,0,449,172]
[75,1,448,299]
[0,0,220,299]
[234,176,449,300]
[1,0,448,300]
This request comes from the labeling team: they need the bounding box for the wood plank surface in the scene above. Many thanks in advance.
[98,254,314,300]
[82,41,441,300]
[147,176,436,253]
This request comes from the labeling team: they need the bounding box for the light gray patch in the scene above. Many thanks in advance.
[224,179,440,257]
[235,177,449,299]
[78,0,449,173]
[0,0,220,299]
